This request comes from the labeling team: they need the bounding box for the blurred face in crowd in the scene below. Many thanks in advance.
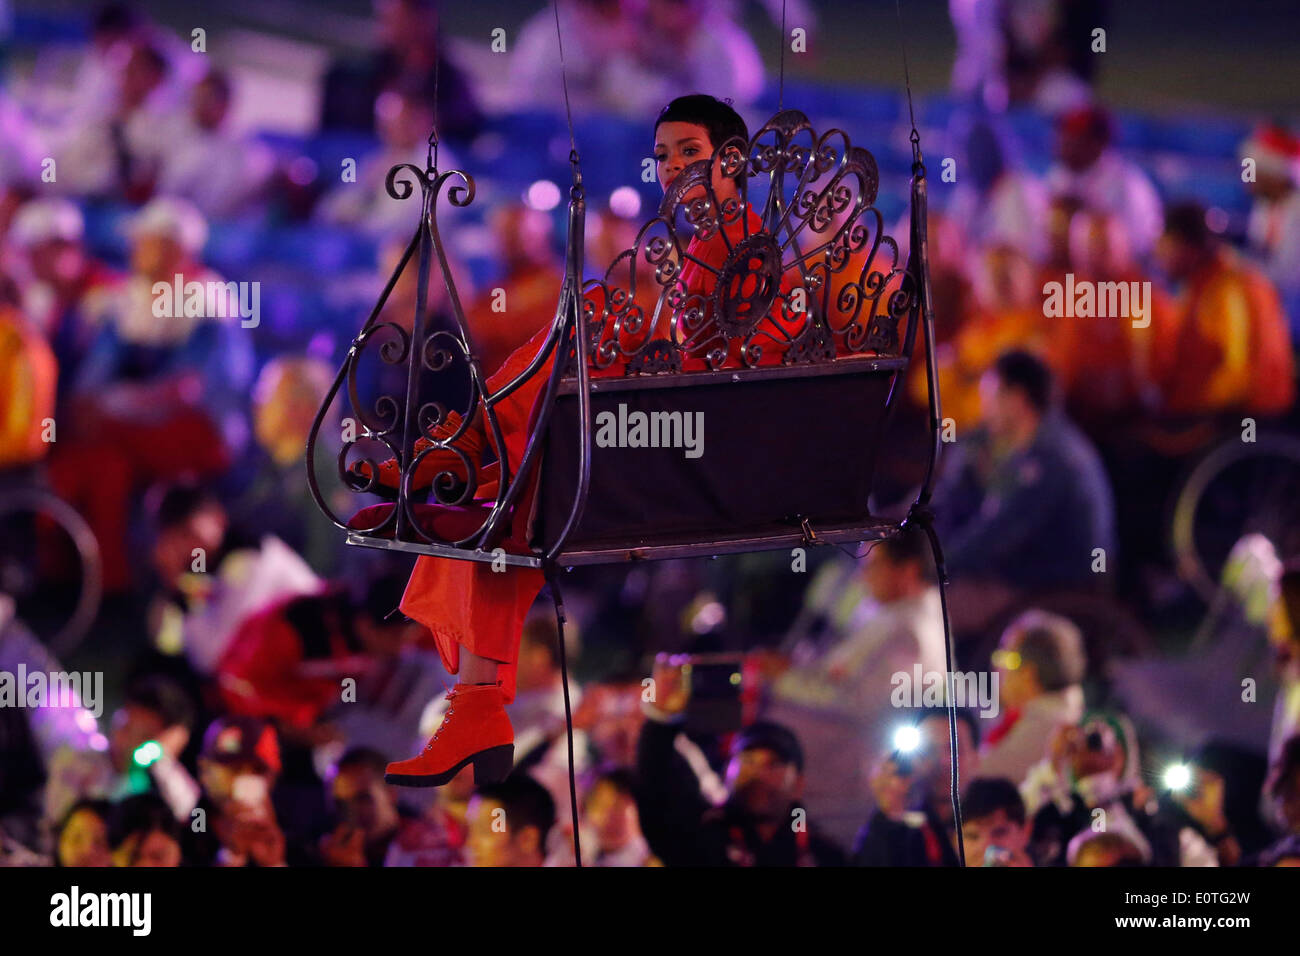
[253,360,332,466]
[653,122,739,204]
[1154,231,1207,283]
[978,244,1036,310]
[516,632,559,692]
[574,683,644,766]
[993,628,1040,709]
[119,829,183,867]
[28,237,86,288]
[193,76,230,131]
[962,808,1029,865]
[58,808,112,867]
[199,757,272,810]
[376,0,436,51]
[131,232,187,281]
[585,781,640,851]
[863,547,919,604]
[464,795,542,867]
[332,765,399,838]
[1069,211,1131,276]
[1057,121,1106,173]
[109,703,168,774]
[978,369,1036,445]
[375,90,433,152]
[492,203,555,271]
[121,45,166,112]
[1061,722,1125,781]
[726,746,800,820]
[915,715,978,803]
[152,503,227,589]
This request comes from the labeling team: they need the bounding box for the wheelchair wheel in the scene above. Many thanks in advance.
[0,487,102,658]
[1169,431,1300,604]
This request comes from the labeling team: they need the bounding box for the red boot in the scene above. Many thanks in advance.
[385,683,514,788]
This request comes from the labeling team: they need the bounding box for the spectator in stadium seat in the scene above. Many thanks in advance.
[979,609,1086,786]
[319,0,482,140]
[638,657,844,866]
[319,748,403,867]
[763,525,948,850]
[1153,200,1296,419]
[5,198,121,396]
[1047,106,1163,258]
[935,350,1116,624]
[44,198,255,592]
[154,69,274,219]
[1240,124,1300,331]
[854,709,979,867]
[583,765,659,866]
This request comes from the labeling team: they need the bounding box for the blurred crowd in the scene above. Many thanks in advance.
[1,0,1299,868]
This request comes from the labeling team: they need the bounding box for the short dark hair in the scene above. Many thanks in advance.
[1163,200,1215,251]
[993,349,1054,413]
[150,481,222,533]
[124,674,195,730]
[1006,609,1087,691]
[655,94,748,153]
[963,777,1026,825]
[475,775,556,845]
[112,793,182,854]
[336,746,390,778]
[585,765,638,803]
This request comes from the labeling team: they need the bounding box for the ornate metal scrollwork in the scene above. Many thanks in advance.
[306,143,511,549]
[579,109,917,375]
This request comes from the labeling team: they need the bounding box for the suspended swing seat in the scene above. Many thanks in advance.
[307,108,943,571]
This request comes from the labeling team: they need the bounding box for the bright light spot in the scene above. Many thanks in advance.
[691,600,726,633]
[1205,206,1230,234]
[609,186,642,219]
[893,725,922,754]
[90,733,109,753]
[133,740,163,767]
[75,709,98,733]
[1163,763,1192,791]
[525,180,561,212]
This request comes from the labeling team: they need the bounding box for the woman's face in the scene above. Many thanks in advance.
[653,121,739,203]
[59,809,112,867]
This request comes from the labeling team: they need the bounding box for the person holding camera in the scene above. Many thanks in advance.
[634,654,845,866]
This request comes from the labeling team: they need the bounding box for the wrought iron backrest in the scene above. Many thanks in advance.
[575,109,919,377]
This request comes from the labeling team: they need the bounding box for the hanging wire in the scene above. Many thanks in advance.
[894,0,964,867]
[778,0,787,111]
[427,6,441,172]
[894,0,922,163]
[553,0,580,169]
[548,0,583,868]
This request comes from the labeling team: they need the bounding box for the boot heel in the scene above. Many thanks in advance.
[472,744,515,784]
